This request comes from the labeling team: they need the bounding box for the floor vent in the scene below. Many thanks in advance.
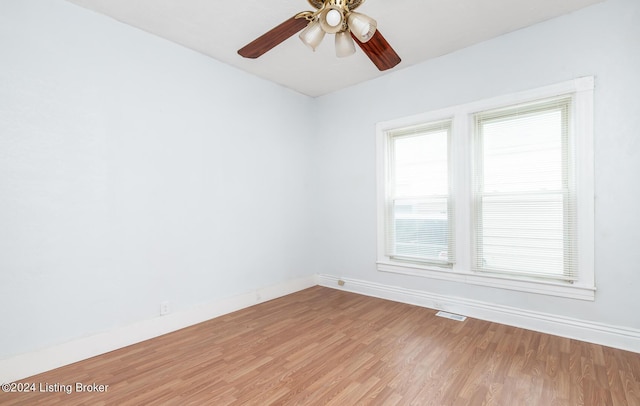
[436,311,467,322]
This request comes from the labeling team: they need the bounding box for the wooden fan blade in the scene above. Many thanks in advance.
[238,16,309,59]
[352,30,401,71]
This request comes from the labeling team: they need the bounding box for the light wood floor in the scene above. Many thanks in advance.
[2,286,640,405]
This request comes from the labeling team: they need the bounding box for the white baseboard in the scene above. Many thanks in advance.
[0,275,318,383]
[318,274,640,354]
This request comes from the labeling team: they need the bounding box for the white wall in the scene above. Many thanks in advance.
[311,0,640,329]
[0,0,314,360]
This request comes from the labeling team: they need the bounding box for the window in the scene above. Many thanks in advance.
[376,78,595,300]
[384,121,454,267]
[472,97,575,281]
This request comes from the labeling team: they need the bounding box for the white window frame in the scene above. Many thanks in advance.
[384,120,455,267]
[376,77,595,301]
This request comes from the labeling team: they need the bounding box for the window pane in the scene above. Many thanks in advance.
[480,193,565,276]
[393,197,449,262]
[393,130,448,197]
[482,110,563,193]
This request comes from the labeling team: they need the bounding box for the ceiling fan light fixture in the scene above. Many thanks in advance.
[319,7,344,34]
[347,11,377,43]
[335,30,356,58]
[238,0,401,71]
[299,20,326,51]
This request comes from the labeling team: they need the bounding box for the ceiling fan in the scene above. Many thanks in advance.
[238,0,401,71]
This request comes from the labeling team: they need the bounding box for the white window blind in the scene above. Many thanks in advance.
[472,96,576,281]
[385,120,455,266]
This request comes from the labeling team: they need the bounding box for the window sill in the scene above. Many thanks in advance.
[377,261,596,301]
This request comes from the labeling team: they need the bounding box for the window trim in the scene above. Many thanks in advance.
[376,77,595,301]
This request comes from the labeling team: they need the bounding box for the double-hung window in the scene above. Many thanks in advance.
[376,78,595,300]
[384,121,454,267]
[472,97,575,281]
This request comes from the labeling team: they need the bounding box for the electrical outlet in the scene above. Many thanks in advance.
[160,301,170,316]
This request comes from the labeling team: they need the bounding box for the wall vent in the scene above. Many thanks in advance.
[436,311,467,322]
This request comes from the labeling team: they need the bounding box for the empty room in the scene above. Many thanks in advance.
[1,0,639,404]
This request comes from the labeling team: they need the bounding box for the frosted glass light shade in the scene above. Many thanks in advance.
[347,12,377,43]
[299,21,326,51]
[326,9,342,27]
[319,7,344,34]
[335,31,356,58]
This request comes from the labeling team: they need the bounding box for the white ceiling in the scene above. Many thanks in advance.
[65,0,603,97]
